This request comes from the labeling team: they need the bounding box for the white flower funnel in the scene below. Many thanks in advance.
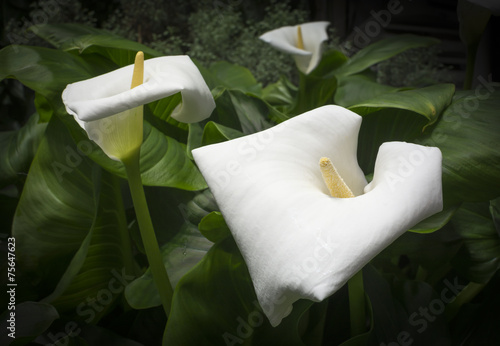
[259,21,330,74]
[62,54,215,160]
[192,105,443,327]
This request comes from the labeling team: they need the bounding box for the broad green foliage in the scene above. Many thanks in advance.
[1,19,499,346]
[0,113,47,187]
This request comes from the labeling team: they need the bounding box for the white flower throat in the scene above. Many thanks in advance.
[319,157,355,198]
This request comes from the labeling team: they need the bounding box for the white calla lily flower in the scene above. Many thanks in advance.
[62,54,215,161]
[259,21,330,74]
[192,105,443,327]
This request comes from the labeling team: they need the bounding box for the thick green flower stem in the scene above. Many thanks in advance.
[446,281,486,320]
[348,269,366,337]
[122,149,173,317]
[463,44,478,90]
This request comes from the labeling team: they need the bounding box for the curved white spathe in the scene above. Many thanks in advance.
[62,55,215,160]
[259,21,330,74]
[63,55,215,124]
[192,105,443,327]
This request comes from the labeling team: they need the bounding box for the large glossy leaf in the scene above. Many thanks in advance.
[125,222,213,309]
[293,71,337,114]
[418,89,500,204]
[60,115,207,190]
[41,169,134,320]
[212,89,273,134]
[362,265,450,345]
[451,202,500,283]
[262,76,297,107]
[12,115,134,309]
[290,50,347,114]
[409,206,458,234]
[334,74,398,107]
[198,211,231,243]
[354,84,453,175]
[0,113,47,187]
[201,121,244,146]
[334,35,440,77]
[357,108,429,174]
[350,84,455,128]
[0,45,95,105]
[164,237,313,345]
[32,23,161,66]
[12,115,95,282]
[207,61,262,94]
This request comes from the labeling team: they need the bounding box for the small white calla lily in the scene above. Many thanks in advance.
[192,105,443,327]
[62,54,215,161]
[259,21,330,74]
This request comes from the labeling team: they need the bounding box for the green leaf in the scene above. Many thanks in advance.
[208,61,262,94]
[164,237,312,345]
[360,265,450,345]
[293,71,337,114]
[490,197,500,237]
[179,189,219,226]
[418,89,500,204]
[262,76,297,107]
[0,113,47,187]
[212,89,273,134]
[30,23,106,48]
[41,170,135,320]
[61,116,207,190]
[334,35,440,77]
[12,115,134,310]
[310,49,349,77]
[0,45,95,104]
[291,50,348,114]
[12,116,95,281]
[334,74,399,108]
[198,211,231,243]
[147,92,183,122]
[451,202,500,283]
[350,84,455,128]
[409,206,458,234]
[186,122,203,159]
[32,23,161,66]
[125,222,213,309]
[0,302,59,345]
[202,121,244,146]
[357,108,430,174]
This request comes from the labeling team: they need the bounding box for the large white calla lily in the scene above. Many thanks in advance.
[192,105,443,327]
[259,21,330,74]
[62,54,215,161]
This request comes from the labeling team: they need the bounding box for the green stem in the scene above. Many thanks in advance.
[122,149,173,317]
[446,281,486,320]
[348,269,366,337]
[112,174,137,277]
[463,44,478,90]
